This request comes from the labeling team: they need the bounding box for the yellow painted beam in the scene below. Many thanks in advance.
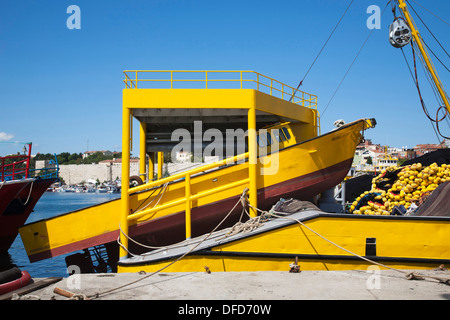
[248,106,257,218]
[123,89,255,109]
[185,174,191,239]
[253,90,316,123]
[139,122,147,182]
[123,89,316,124]
[148,152,154,181]
[157,152,164,180]
[120,106,131,261]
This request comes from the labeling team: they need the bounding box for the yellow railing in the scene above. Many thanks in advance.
[123,70,317,109]
[127,152,250,240]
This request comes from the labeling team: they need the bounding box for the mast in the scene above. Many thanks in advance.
[396,0,450,115]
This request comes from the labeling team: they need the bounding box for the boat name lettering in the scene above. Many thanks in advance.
[332,135,342,141]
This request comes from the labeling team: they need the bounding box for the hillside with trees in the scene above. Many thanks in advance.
[31,151,122,167]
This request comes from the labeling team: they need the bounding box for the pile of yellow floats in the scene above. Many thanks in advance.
[350,162,450,215]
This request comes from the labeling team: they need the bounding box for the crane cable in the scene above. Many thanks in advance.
[406,0,450,70]
[400,46,445,145]
[321,1,392,117]
[289,0,354,102]
[398,1,450,140]
[412,44,449,140]
[410,0,450,27]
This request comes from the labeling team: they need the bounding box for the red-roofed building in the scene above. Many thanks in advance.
[413,144,443,157]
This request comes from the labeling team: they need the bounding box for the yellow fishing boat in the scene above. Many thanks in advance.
[117,198,450,273]
[19,70,375,270]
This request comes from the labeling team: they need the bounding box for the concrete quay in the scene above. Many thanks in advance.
[15,269,450,301]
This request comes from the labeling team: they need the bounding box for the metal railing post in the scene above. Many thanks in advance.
[248,106,258,218]
[135,71,138,89]
[119,106,131,261]
[185,174,191,239]
[240,71,243,89]
[157,152,164,180]
[139,122,147,183]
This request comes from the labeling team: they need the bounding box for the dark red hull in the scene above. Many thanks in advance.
[0,178,56,252]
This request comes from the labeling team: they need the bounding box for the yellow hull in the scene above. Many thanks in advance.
[117,213,450,273]
[19,119,372,263]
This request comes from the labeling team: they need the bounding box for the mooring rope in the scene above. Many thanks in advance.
[19,180,34,206]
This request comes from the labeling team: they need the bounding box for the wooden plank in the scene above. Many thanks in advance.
[0,277,63,300]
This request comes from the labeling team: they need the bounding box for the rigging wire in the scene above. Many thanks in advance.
[414,43,446,112]
[321,1,391,117]
[406,0,450,59]
[400,45,448,143]
[405,0,450,74]
[409,0,450,27]
[421,39,450,73]
[289,0,354,102]
[396,5,450,141]
[320,31,374,117]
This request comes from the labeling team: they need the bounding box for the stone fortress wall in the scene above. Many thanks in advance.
[55,160,215,185]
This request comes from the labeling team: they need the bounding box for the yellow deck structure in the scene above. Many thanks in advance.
[119,70,321,261]
[22,71,345,264]
[115,70,449,273]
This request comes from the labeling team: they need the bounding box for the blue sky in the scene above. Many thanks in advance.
[0,0,449,156]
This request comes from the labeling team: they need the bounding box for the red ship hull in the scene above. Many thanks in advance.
[0,178,56,252]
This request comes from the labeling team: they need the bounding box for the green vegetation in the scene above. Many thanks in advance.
[32,151,122,166]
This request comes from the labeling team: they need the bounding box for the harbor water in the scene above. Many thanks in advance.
[0,192,120,278]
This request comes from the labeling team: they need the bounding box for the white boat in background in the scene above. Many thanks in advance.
[56,186,75,193]
[106,185,120,193]
[97,186,107,193]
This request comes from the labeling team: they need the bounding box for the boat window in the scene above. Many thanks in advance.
[274,129,287,142]
[281,127,291,140]
[257,133,267,147]
[273,129,282,142]
[266,132,272,145]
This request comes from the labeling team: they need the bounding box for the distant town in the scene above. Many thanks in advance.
[353,138,450,173]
